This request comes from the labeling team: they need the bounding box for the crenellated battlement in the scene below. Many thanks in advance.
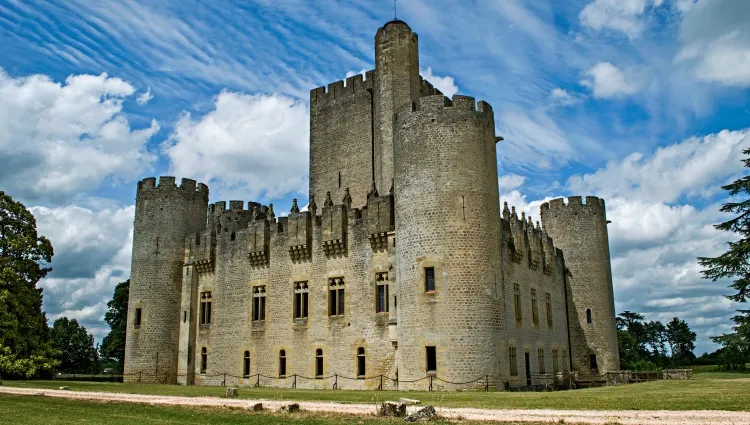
[208,200,267,217]
[137,176,208,197]
[395,94,493,121]
[418,75,442,97]
[502,202,564,275]
[541,196,605,213]
[310,70,375,108]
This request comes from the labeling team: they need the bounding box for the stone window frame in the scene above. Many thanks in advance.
[328,277,345,317]
[552,347,559,373]
[134,306,143,328]
[200,347,207,374]
[199,292,212,326]
[294,281,309,320]
[375,271,389,313]
[586,308,593,324]
[508,345,518,376]
[279,349,287,378]
[418,259,442,299]
[513,283,522,324]
[252,285,266,322]
[315,348,324,378]
[243,350,250,378]
[425,346,437,374]
[531,288,539,326]
[356,347,366,378]
[537,346,546,374]
[546,292,553,328]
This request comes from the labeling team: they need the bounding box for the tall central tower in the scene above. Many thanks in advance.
[373,20,421,194]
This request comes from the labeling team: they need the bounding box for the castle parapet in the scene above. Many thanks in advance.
[310,70,375,108]
[321,192,348,257]
[502,202,564,274]
[137,176,208,198]
[541,196,606,215]
[185,230,216,273]
[395,94,493,121]
[248,218,269,267]
[287,199,312,262]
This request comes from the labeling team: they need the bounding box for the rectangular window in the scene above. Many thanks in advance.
[537,348,546,374]
[200,292,212,325]
[425,267,435,292]
[376,272,389,313]
[252,286,266,322]
[513,284,522,323]
[426,346,437,373]
[135,308,142,327]
[589,353,598,371]
[546,293,553,328]
[509,346,518,376]
[294,281,308,319]
[563,349,569,372]
[531,289,539,326]
[552,348,559,373]
[328,277,345,316]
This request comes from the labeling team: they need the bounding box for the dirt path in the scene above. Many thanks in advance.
[1,386,749,425]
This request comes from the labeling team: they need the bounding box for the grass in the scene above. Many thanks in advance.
[4,372,750,411]
[0,395,541,425]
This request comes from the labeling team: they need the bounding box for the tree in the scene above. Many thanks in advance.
[0,191,58,377]
[699,147,750,370]
[644,320,668,360]
[100,279,129,371]
[665,317,696,366]
[50,317,97,373]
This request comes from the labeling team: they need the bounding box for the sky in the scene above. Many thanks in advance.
[1,0,748,355]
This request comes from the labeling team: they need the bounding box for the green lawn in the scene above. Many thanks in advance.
[0,395,530,425]
[3,372,749,411]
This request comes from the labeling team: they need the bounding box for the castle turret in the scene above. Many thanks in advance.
[374,19,421,196]
[394,95,503,388]
[540,196,619,374]
[124,176,209,383]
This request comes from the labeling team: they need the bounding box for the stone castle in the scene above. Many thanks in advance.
[124,19,619,389]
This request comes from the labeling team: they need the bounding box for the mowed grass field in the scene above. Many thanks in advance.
[3,372,749,411]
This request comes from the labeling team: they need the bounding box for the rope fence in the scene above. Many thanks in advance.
[49,369,690,391]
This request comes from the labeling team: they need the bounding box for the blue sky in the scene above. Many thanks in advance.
[1,0,749,354]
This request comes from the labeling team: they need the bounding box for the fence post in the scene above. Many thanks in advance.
[255,374,260,387]
[222,372,226,387]
[485,375,489,392]
[428,375,433,392]
[379,374,383,391]
[333,374,338,390]
[138,371,142,383]
[293,374,297,389]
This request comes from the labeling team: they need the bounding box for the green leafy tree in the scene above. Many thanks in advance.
[100,279,129,371]
[0,191,59,378]
[699,147,750,370]
[665,317,696,366]
[50,317,97,373]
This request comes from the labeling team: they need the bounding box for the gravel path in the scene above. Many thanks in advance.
[2,386,749,425]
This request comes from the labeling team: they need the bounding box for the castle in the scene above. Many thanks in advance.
[124,19,619,389]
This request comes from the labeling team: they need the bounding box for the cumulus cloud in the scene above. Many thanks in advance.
[567,129,749,203]
[581,62,644,98]
[163,91,309,202]
[421,67,459,98]
[580,0,665,39]
[676,0,750,87]
[498,174,526,192]
[136,87,153,105]
[32,204,134,340]
[0,69,159,203]
[548,88,582,107]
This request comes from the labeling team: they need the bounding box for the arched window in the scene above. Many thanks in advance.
[279,350,287,378]
[200,347,207,374]
[586,309,593,324]
[243,351,250,377]
[315,348,324,378]
[357,347,366,378]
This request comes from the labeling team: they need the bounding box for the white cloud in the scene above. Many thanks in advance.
[496,108,577,170]
[164,91,309,202]
[567,128,749,203]
[676,1,750,87]
[32,204,134,340]
[345,69,368,79]
[580,0,665,39]
[421,67,458,98]
[498,174,526,192]
[549,88,582,107]
[136,87,153,105]
[581,62,644,98]
[0,69,159,203]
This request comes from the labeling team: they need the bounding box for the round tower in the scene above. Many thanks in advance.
[394,95,503,389]
[124,176,208,383]
[540,196,619,374]
[374,19,421,195]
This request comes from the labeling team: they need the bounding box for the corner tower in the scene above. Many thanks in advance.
[374,19,421,194]
[394,95,503,388]
[540,196,619,374]
[124,176,209,383]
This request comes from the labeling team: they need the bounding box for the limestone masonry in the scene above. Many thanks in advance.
[124,20,619,389]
